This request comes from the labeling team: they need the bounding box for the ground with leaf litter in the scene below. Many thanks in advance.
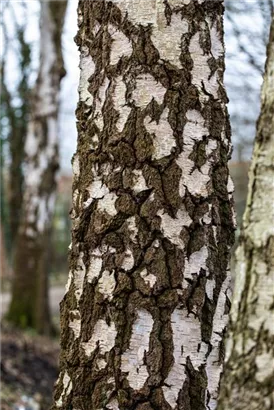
[1,323,60,410]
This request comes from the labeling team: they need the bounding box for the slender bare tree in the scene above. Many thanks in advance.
[53,1,235,408]
[7,0,67,335]
[217,14,274,410]
[0,135,9,276]
[1,4,31,255]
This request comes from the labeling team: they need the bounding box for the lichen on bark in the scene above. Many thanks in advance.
[53,1,235,409]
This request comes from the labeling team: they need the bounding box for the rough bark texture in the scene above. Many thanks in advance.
[7,0,67,335]
[53,1,235,409]
[217,15,274,410]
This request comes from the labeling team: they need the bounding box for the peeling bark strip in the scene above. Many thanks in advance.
[217,15,274,410]
[7,0,67,334]
[53,1,235,409]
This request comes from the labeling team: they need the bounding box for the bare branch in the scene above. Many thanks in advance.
[226,11,264,74]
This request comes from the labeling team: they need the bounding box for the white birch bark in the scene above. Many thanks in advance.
[8,0,67,334]
[53,1,235,408]
[218,15,274,410]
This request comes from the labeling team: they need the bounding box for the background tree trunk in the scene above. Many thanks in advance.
[1,25,31,259]
[217,14,274,410]
[8,28,31,248]
[1,225,11,280]
[7,0,67,335]
[0,149,9,278]
[53,1,235,408]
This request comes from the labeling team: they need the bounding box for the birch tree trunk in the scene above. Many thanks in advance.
[217,15,274,410]
[7,0,67,335]
[53,1,235,408]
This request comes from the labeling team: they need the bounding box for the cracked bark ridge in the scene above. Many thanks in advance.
[53,1,235,409]
[217,15,274,410]
[7,0,67,335]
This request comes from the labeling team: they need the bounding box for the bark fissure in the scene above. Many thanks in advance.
[53,1,234,409]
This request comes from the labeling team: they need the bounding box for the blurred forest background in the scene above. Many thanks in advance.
[0,0,273,409]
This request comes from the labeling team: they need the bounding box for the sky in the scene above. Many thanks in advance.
[59,0,79,172]
[1,0,272,173]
